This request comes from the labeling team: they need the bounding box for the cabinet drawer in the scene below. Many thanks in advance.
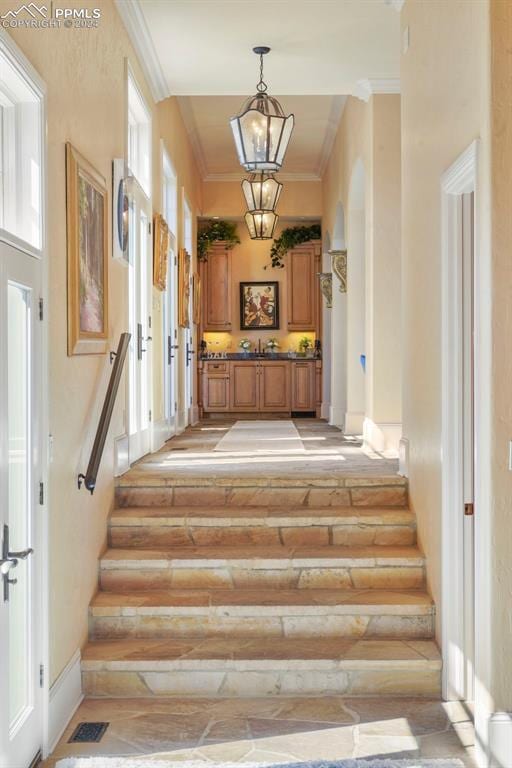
[206,361,228,372]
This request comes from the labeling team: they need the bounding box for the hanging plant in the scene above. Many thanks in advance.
[267,224,322,269]
[197,219,240,261]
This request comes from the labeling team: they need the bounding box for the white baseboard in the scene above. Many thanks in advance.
[398,436,410,476]
[151,418,170,453]
[114,433,129,477]
[489,712,512,767]
[363,418,402,456]
[321,401,330,420]
[190,404,200,425]
[344,411,364,435]
[48,649,83,753]
[329,405,345,428]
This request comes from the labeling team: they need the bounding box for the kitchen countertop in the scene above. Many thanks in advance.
[200,353,321,361]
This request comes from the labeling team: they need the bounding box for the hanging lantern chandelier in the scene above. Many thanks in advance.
[244,210,279,240]
[230,46,294,172]
[242,172,283,213]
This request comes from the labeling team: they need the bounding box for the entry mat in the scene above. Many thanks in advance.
[56,758,465,768]
[214,419,305,454]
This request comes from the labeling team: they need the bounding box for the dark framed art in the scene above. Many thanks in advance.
[240,281,279,330]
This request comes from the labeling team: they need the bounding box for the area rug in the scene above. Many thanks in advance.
[56,758,465,767]
[214,419,305,454]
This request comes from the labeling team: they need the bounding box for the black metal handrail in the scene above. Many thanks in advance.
[78,332,131,495]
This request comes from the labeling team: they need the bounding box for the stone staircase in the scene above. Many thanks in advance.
[82,474,441,698]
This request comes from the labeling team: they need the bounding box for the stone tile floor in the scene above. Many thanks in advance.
[43,696,476,767]
[121,420,399,483]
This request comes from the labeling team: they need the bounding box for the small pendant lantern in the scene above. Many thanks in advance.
[242,172,283,213]
[244,211,279,240]
[230,47,294,172]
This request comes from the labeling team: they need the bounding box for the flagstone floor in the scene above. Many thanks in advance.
[43,696,476,767]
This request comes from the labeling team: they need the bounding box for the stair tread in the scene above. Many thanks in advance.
[101,544,424,563]
[90,587,434,610]
[82,637,441,667]
[110,506,415,524]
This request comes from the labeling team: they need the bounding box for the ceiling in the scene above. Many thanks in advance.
[117,0,401,179]
[178,94,346,180]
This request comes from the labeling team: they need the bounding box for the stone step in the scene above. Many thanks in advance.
[109,506,416,548]
[81,637,441,698]
[89,587,434,640]
[99,545,426,592]
[115,475,408,510]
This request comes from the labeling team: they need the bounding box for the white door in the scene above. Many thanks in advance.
[164,237,179,438]
[0,242,42,768]
[128,178,152,462]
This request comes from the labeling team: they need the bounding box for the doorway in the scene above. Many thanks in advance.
[126,69,153,463]
[0,33,46,768]
[441,141,478,705]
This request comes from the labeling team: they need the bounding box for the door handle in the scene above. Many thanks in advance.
[167,337,179,364]
[2,525,33,602]
[186,343,195,367]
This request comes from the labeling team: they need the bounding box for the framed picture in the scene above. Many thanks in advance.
[193,271,201,325]
[153,213,170,291]
[112,158,129,264]
[66,142,109,355]
[178,247,191,328]
[240,281,279,330]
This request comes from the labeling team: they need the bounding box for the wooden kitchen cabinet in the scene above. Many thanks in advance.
[291,361,316,411]
[230,361,259,410]
[259,361,291,411]
[202,243,232,331]
[202,361,230,412]
[287,241,321,331]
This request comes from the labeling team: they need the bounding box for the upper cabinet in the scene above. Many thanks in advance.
[287,240,321,331]
[202,242,232,331]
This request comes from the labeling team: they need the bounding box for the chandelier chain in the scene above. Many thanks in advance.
[256,53,267,93]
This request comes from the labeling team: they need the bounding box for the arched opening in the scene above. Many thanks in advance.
[345,159,366,434]
[329,203,347,427]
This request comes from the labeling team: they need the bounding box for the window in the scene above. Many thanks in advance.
[127,72,151,197]
[0,41,43,251]
[162,148,177,237]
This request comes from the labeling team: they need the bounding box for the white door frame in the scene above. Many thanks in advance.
[440,136,496,758]
[0,30,49,764]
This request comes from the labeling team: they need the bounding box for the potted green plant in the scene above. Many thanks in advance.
[239,338,251,356]
[266,337,280,356]
[297,336,312,357]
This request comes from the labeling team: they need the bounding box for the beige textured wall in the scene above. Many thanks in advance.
[202,180,322,219]
[322,94,401,446]
[489,0,512,711]
[400,0,489,637]
[4,0,201,683]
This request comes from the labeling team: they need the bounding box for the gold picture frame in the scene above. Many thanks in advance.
[66,142,109,355]
[193,271,201,325]
[153,213,170,291]
[178,247,191,328]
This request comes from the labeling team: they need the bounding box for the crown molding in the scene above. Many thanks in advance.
[177,97,209,178]
[384,0,405,10]
[115,0,170,103]
[352,78,401,102]
[203,172,322,183]
[317,95,346,179]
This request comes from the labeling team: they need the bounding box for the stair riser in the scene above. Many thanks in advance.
[89,612,434,641]
[82,667,440,698]
[100,565,425,592]
[109,524,416,549]
[115,485,408,509]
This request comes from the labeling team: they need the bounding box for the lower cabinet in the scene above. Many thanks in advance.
[201,359,319,414]
[291,361,316,411]
[259,361,291,411]
[230,361,259,411]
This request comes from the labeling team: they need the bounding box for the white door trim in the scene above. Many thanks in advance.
[0,30,49,763]
[440,140,479,701]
